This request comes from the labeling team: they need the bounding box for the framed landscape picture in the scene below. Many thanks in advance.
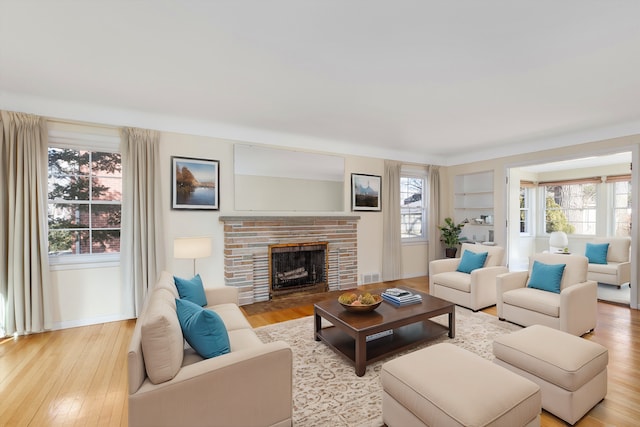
[172,156,219,210]
[351,173,381,211]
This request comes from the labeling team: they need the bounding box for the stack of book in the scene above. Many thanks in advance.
[381,288,423,306]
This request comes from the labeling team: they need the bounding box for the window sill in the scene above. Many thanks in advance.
[49,254,120,271]
[402,238,428,246]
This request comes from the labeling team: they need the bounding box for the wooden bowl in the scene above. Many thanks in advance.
[339,295,383,313]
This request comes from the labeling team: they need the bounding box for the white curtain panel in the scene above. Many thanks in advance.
[382,160,402,281]
[121,128,165,316]
[0,110,52,336]
[427,165,442,269]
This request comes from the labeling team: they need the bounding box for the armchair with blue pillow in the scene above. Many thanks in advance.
[585,237,631,289]
[429,243,508,311]
[496,253,597,336]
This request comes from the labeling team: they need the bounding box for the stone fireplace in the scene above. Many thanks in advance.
[219,216,359,305]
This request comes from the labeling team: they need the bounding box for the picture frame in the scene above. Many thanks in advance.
[351,173,381,211]
[172,156,220,210]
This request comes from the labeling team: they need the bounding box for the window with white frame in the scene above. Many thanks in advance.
[400,173,426,241]
[612,178,632,237]
[519,185,532,234]
[47,128,121,264]
[544,182,597,235]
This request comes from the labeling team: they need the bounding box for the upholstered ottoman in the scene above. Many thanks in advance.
[381,343,541,427]
[493,324,608,425]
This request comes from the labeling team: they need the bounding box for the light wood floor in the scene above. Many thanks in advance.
[1,276,638,426]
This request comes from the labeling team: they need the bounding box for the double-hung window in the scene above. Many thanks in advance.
[47,127,121,266]
[543,181,597,235]
[519,182,534,235]
[400,169,427,241]
[611,177,632,237]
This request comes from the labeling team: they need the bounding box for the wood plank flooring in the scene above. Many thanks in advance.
[0,276,637,426]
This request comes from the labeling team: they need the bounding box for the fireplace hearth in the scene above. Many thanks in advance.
[269,242,328,298]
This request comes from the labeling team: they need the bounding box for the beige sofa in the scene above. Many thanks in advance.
[497,253,597,336]
[127,271,293,427]
[586,237,631,288]
[429,243,508,311]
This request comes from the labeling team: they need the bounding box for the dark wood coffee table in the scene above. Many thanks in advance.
[314,288,455,376]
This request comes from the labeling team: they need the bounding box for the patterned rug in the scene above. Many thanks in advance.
[254,306,522,427]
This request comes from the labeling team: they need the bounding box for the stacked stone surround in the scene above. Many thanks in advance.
[219,216,359,305]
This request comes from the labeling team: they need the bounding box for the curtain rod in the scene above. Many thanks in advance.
[46,116,121,131]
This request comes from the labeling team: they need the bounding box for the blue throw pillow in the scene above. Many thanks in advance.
[174,274,208,306]
[585,243,609,265]
[175,298,230,359]
[456,250,489,274]
[527,261,566,294]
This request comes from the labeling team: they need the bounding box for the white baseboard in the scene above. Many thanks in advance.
[52,314,133,331]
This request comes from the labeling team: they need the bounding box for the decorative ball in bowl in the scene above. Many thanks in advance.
[338,292,383,313]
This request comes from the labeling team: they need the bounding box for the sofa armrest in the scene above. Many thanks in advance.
[204,286,239,306]
[130,341,292,427]
[429,258,461,276]
[496,270,528,318]
[560,280,597,336]
[618,261,631,285]
[471,266,509,283]
[496,270,528,294]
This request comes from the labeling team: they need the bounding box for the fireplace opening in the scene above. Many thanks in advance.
[269,242,328,299]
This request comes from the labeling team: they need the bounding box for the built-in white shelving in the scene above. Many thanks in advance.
[454,171,495,242]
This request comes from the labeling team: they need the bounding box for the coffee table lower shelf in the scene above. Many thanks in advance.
[315,320,449,375]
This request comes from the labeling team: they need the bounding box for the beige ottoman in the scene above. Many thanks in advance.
[381,343,541,427]
[493,324,608,425]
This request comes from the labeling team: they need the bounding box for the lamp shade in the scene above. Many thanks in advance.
[174,237,212,259]
[549,231,568,249]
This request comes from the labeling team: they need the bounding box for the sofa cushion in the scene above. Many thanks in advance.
[527,260,565,294]
[503,287,560,317]
[585,243,609,265]
[155,271,179,298]
[140,288,184,384]
[208,303,254,331]
[174,274,208,306]
[176,298,231,359]
[593,237,630,263]
[456,250,488,274]
[588,262,619,275]
[431,271,471,293]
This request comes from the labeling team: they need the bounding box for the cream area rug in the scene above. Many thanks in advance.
[254,306,522,427]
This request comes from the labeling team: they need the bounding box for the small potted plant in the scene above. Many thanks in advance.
[439,217,465,258]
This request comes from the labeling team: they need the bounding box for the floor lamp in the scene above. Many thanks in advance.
[174,236,212,276]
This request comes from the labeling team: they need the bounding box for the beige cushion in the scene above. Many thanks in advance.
[502,287,560,318]
[493,325,608,392]
[460,242,505,267]
[154,270,179,298]
[209,303,253,331]
[593,237,630,263]
[528,253,588,291]
[140,288,184,384]
[431,271,471,292]
[382,343,540,426]
[587,262,619,275]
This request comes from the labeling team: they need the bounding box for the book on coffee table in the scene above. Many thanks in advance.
[381,289,423,306]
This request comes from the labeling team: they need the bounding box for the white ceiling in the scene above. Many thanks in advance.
[2,1,640,165]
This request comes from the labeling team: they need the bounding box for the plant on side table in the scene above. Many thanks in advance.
[439,217,465,258]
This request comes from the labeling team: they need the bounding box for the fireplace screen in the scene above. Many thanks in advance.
[269,242,328,297]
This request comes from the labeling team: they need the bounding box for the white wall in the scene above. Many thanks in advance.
[48,128,430,328]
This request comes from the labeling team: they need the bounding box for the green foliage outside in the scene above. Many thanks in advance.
[545,196,575,234]
[48,148,121,253]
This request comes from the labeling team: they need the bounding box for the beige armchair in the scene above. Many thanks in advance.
[429,243,507,311]
[497,253,597,336]
[586,237,631,288]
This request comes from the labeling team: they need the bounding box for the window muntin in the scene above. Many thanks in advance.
[519,186,531,234]
[544,183,596,235]
[400,175,426,240]
[48,148,122,257]
[613,180,632,237]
